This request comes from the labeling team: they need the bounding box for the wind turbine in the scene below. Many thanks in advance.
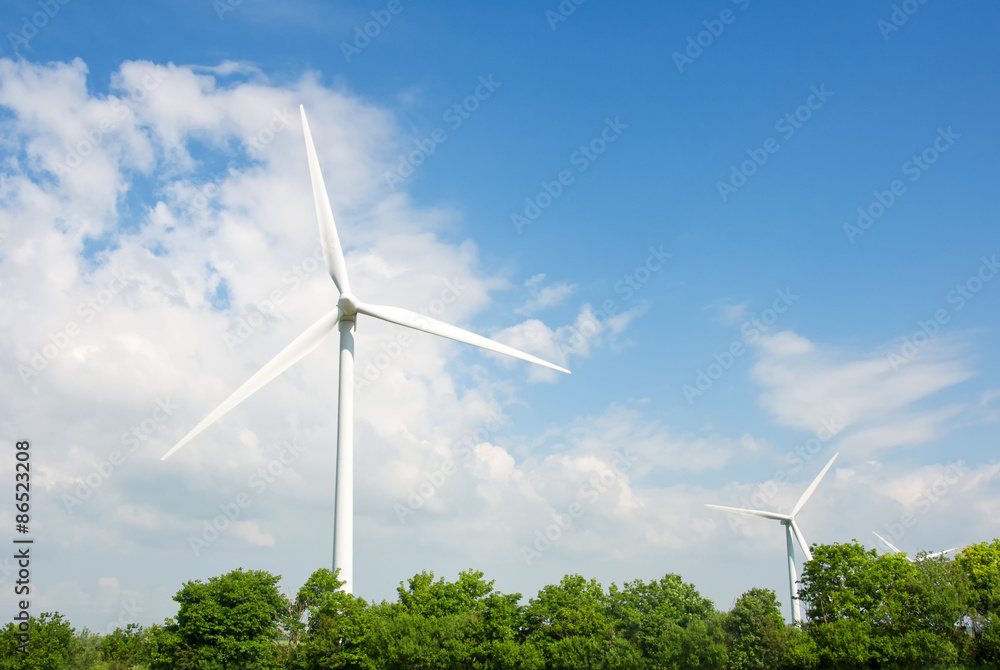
[872,532,955,561]
[706,452,839,624]
[161,106,570,593]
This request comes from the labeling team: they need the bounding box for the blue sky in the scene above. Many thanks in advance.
[1,0,998,630]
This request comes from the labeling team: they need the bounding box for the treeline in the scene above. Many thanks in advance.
[2,539,1000,669]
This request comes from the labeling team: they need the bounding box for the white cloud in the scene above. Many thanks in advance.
[516,274,576,315]
[750,330,976,452]
[707,298,750,326]
[494,302,647,382]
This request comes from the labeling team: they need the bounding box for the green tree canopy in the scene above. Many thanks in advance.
[956,539,1000,620]
[168,567,286,669]
[524,574,611,644]
[0,612,74,670]
[723,587,788,670]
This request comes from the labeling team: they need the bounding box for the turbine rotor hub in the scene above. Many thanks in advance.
[338,292,359,317]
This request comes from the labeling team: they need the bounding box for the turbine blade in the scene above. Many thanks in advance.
[300,105,351,296]
[356,301,570,374]
[791,451,839,517]
[925,548,956,560]
[873,531,902,555]
[161,308,342,461]
[705,504,789,522]
[790,518,813,562]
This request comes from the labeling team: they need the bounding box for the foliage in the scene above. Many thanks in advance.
[286,589,371,670]
[652,617,728,670]
[168,567,286,669]
[800,541,982,669]
[798,540,909,624]
[360,607,475,669]
[0,612,75,670]
[99,623,146,669]
[956,540,1000,621]
[807,617,875,669]
[16,547,1000,669]
[294,568,347,629]
[67,629,102,670]
[723,588,788,670]
[605,573,715,654]
[544,635,641,670]
[524,574,611,644]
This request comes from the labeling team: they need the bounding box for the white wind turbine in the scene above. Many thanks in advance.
[161,106,570,593]
[872,532,955,562]
[706,452,839,624]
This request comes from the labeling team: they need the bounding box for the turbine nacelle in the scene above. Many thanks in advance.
[338,292,359,318]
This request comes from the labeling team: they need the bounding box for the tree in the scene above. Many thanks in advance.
[395,568,497,619]
[955,539,1000,620]
[388,569,531,667]
[283,567,352,647]
[604,573,715,659]
[0,612,74,670]
[800,541,971,669]
[545,635,641,670]
[358,604,475,670]
[723,588,788,670]
[524,574,610,644]
[806,618,875,669]
[652,618,728,670]
[287,570,371,670]
[798,540,902,624]
[167,567,286,669]
[100,623,147,669]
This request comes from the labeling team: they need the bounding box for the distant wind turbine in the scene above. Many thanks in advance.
[707,452,839,624]
[161,106,570,593]
[872,532,955,561]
